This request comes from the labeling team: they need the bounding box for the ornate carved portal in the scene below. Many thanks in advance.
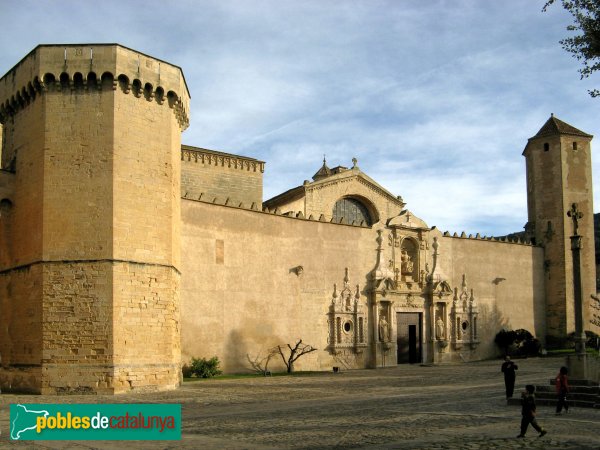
[327,268,367,356]
[450,274,479,350]
[371,222,431,367]
[360,225,482,367]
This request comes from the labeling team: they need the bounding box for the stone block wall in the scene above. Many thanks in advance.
[181,146,264,207]
[181,199,546,373]
[434,232,546,358]
[41,262,113,394]
[181,199,376,373]
[0,44,188,393]
[111,263,181,393]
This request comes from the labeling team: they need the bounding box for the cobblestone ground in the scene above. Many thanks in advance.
[1,356,599,449]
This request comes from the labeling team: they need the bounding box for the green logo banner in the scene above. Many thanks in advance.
[10,404,181,440]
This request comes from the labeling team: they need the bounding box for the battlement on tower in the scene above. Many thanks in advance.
[0,44,187,394]
[0,44,190,129]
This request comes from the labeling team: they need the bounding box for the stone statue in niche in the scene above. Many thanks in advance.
[378,315,390,342]
[436,318,445,340]
[344,291,352,311]
[400,250,414,274]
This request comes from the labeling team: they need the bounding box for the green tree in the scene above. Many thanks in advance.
[543,0,600,96]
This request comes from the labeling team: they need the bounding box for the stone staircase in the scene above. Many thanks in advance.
[509,379,600,408]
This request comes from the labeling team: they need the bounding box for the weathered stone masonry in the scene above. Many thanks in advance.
[0,44,597,392]
[0,44,189,393]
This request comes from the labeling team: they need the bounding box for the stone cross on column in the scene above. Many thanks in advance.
[567,203,583,236]
[567,202,587,358]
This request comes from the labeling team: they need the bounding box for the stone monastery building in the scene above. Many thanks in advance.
[0,45,598,394]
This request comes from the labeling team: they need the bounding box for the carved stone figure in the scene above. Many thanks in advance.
[378,316,390,342]
[436,318,445,340]
[344,292,352,311]
[400,250,413,274]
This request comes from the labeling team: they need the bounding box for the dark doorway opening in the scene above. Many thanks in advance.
[397,312,422,364]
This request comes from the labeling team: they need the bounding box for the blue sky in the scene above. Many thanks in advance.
[1,0,598,236]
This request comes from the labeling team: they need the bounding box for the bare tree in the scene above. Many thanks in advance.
[273,339,317,373]
[246,349,277,375]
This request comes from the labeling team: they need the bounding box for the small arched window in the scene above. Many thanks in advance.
[543,143,550,152]
[332,197,372,225]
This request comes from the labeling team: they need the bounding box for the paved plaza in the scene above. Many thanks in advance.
[1,356,599,449]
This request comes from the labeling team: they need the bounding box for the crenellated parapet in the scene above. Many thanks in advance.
[0,44,190,129]
[440,230,534,246]
[182,145,265,173]
[182,192,372,227]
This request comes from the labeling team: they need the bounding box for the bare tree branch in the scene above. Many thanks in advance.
[246,349,276,375]
[272,339,318,373]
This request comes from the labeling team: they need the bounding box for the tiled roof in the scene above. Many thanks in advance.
[312,159,332,181]
[532,115,593,139]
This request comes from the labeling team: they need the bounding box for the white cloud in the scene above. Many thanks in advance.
[0,0,598,236]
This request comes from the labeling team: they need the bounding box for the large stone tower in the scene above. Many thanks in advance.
[0,44,189,393]
[523,115,596,344]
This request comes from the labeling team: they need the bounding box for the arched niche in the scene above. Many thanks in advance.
[399,237,419,282]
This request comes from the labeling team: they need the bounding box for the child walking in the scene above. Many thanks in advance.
[555,366,570,415]
[517,385,547,438]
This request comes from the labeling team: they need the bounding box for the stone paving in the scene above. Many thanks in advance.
[1,356,599,449]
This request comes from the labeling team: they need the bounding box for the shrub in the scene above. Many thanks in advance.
[181,363,193,378]
[494,329,516,355]
[495,329,540,357]
[189,356,223,378]
[567,330,599,348]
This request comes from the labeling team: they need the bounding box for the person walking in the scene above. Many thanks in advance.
[555,366,570,415]
[517,385,547,438]
[501,356,518,403]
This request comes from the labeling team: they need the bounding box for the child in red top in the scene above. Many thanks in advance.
[555,366,569,415]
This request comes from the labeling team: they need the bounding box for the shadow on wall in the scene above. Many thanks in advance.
[225,329,249,373]
[479,302,511,357]
[225,326,287,374]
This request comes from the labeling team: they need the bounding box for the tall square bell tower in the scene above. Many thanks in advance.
[523,115,596,344]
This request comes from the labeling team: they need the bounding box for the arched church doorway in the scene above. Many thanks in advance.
[396,312,422,364]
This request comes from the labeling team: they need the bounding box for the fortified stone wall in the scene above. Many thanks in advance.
[0,44,188,393]
[0,169,13,268]
[181,199,546,372]
[181,145,264,207]
[181,198,376,373]
[433,232,546,358]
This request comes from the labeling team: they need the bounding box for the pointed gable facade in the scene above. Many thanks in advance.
[264,159,406,225]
